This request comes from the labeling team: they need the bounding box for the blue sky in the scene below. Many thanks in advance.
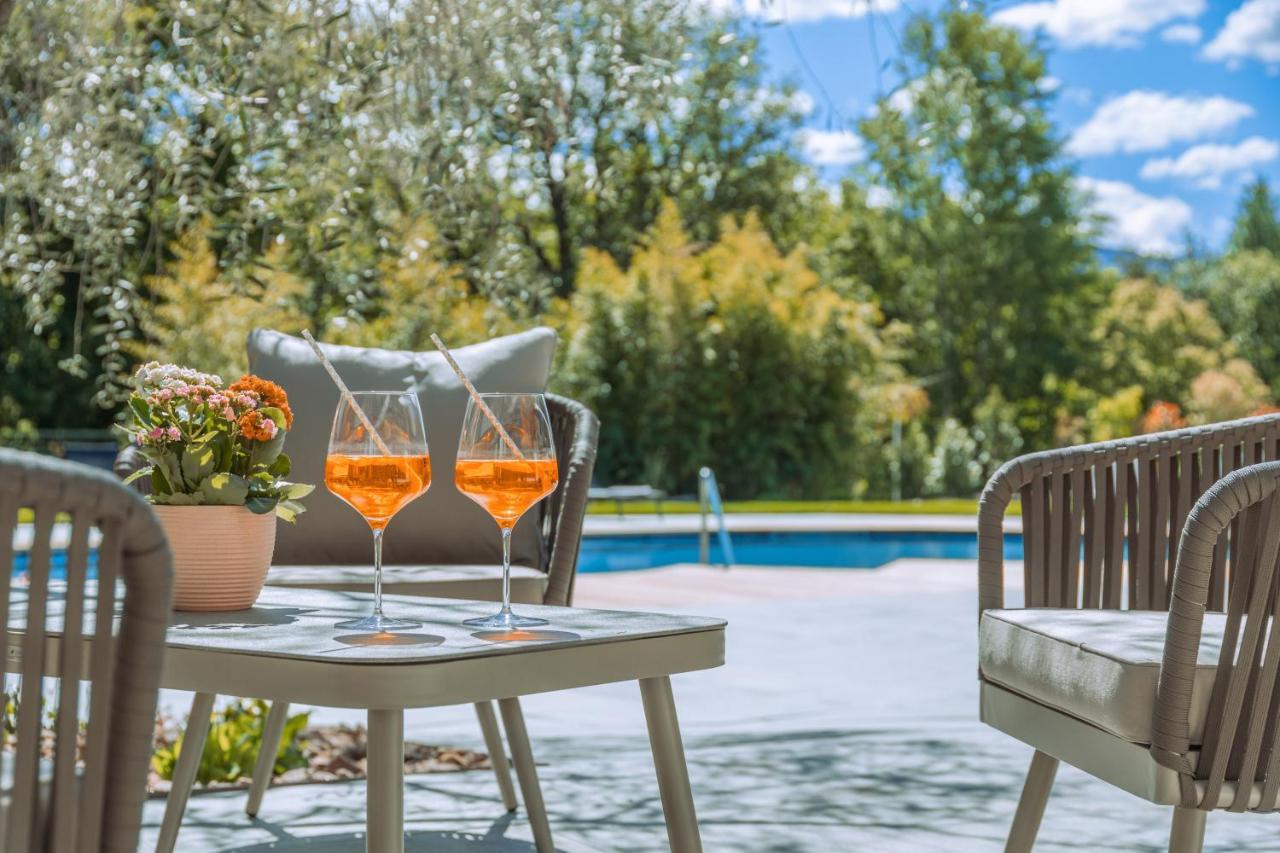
[723,0,1280,254]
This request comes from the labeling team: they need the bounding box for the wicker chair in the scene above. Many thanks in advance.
[1,448,172,851]
[117,392,598,849]
[976,414,1280,852]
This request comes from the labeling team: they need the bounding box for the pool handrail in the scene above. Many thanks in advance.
[698,467,736,568]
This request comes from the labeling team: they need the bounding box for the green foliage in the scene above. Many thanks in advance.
[152,699,309,786]
[562,200,900,498]
[852,7,1102,440]
[1193,250,1280,394]
[1090,278,1225,405]
[1230,178,1280,256]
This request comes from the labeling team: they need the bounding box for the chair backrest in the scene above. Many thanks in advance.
[1152,460,1280,811]
[978,414,1280,616]
[538,394,599,606]
[0,449,172,851]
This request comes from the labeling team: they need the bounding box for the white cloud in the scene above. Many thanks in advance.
[701,0,899,23]
[795,129,865,166]
[992,0,1204,48]
[1067,91,1254,156]
[1203,0,1280,66]
[1078,177,1192,254]
[1140,136,1280,188]
[1161,22,1203,44]
[789,90,815,117]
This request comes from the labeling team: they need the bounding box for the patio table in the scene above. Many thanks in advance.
[9,585,725,853]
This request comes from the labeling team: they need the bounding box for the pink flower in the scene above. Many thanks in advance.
[222,406,236,420]
[174,385,192,398]
[157,389,174,402]
[166,426,181,441]
[148,426,166,441]
[208,394,228,406]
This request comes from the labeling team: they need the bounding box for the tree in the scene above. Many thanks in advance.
[465,4,810,299]
[852,7,1101,439]
[562,200,901,498]
[1193,250,1280,394]
[1230,178,1280,256]
[1090,278,1225,405]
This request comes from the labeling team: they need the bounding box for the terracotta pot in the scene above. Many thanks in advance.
[152,505,276,611]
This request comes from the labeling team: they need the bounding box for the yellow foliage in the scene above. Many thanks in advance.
[1087,385,1144,441]
[1187,358,1271,424]
[130,221,307,379]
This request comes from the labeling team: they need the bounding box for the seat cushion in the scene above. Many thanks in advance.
[247,327,557,568]
[979,609,1227,745]
[265,564,547,605]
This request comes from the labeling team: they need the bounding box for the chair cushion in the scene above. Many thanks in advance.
[265,564,547,604]
[979,608,1227,745]
[247,327,557,567]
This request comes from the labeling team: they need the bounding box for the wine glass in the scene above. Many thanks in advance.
[455,393,559,630]
[325,391,431,632]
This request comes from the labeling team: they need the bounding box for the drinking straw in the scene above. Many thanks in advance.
[429,333,526,461]
[300,330,394,457]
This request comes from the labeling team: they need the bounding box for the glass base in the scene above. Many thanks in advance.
[462,609,548,630]
[334,613,423,632]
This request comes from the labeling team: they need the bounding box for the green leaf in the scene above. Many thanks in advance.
[199,473,250,506]
[275,499,307,523]
[122,465,153,486]
[129,395,152,428]
[267,453,291,477]
[283,482,314,500]
[244,496,279,515]
[182,441,217,486]
[150,463,172,495]
[248,430,285,470]
[259,406,287,430]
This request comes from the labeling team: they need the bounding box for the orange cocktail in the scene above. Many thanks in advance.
[325,454,431,530]
[454,458,558,527]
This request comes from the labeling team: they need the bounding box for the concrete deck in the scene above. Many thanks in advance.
[140,560,1280,851]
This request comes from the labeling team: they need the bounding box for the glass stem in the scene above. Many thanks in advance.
[372,527,385,617]
[500,525,513,615]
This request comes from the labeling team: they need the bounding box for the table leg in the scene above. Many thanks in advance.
[475,701,519,812]
[497,697,554,852]
[639,676,702,853]
[156,691,216,853]
[246,700,290,816]
[366,708,405,853]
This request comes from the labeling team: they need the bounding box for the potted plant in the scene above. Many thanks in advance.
[120,362,312,611]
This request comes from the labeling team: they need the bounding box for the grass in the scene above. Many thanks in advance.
[586,498,985,516]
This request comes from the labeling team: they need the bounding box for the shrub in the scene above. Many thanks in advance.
[152,699,310,786]
[562,200,899,498]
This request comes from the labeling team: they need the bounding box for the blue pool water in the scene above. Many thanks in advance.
[14,530,1021,577]
[577,530,1024,573]
[12,550,96,580]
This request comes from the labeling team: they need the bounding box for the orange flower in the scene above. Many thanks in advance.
[1141,401,1186,434]
[229,375,293,428]
[238,410,279,442]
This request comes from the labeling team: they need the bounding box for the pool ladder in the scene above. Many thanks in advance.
[697,467,736,568]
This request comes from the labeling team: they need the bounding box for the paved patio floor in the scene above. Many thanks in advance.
[140,561,1280,851]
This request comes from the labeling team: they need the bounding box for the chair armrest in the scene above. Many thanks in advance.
[1151,461,1280,808]
[543,394,599,606]
[113,444,152,495]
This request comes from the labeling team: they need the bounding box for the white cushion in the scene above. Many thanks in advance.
[979,609,1227,745]
[265,564,547,605]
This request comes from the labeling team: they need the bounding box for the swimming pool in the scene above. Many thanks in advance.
[13,529,1022,577]
[577,530,1024,573]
